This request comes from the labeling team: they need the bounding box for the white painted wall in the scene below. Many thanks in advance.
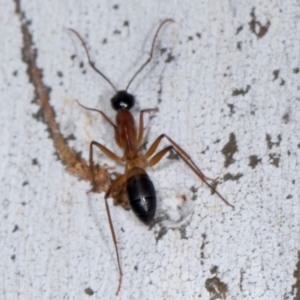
[1,1,300,299]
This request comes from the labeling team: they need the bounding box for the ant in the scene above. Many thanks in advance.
[69,19,234,295]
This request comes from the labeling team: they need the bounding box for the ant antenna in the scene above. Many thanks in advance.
[69,19,173,94]
[68,28,118,93]
[125,18,174,91]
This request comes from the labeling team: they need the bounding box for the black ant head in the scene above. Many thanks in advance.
[111,90,135,111]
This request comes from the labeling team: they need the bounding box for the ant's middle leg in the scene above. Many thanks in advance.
[136,108,159,146]
[89,141,123,190]
[146,134,234,208]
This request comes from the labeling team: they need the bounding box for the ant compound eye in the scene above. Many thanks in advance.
[111,91,135,110]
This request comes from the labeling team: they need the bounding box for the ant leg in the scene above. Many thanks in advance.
[145,134,207,180]
[144,134,166,158]
[89,141,123,190]
[102,174,127,296]
[146,134,234,208]
[76,100,116,128]
[147,145,173,167]
[136,108,159,145]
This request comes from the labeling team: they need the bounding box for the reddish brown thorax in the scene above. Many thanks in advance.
[115,109,138,160]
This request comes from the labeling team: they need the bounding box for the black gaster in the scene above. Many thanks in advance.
[126,168,156,225]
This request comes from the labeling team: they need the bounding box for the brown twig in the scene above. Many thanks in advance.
[17,4,112,194]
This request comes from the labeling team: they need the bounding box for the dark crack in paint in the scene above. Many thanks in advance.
[179,227,188,240]
[227,104,235,115]
[190,185,199,201]
[222,133,238,168]
[223,173,243,181]
[249,155,261,169]
[236,25,243,35]
[205,276,228,300]
[269,153,280,167]
[57,71,63,77]
[167,149,179,160]
[232,85,250,96]
[165,52,175,63]
[200,233,207,263]
[210,265,218,274]
[266,134,281,149]
[155,225,168,243]
[12,225,19,233]
[273,69,280,81]
[249,8,270,38]
[84,287,94,296]
[282,112,290,124]
[291,251,300,300]
[239,268,245,292]
[32,158,39,165]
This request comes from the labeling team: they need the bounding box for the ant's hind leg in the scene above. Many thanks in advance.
[103,174,127,296]
[146,134,234,208]
[145,134,217,183]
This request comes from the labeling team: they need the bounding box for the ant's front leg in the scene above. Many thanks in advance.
[136,108,159,146]
[76,100,116,128]
[89,141,123,191]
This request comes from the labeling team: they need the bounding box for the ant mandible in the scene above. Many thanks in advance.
[69,19,234,295]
